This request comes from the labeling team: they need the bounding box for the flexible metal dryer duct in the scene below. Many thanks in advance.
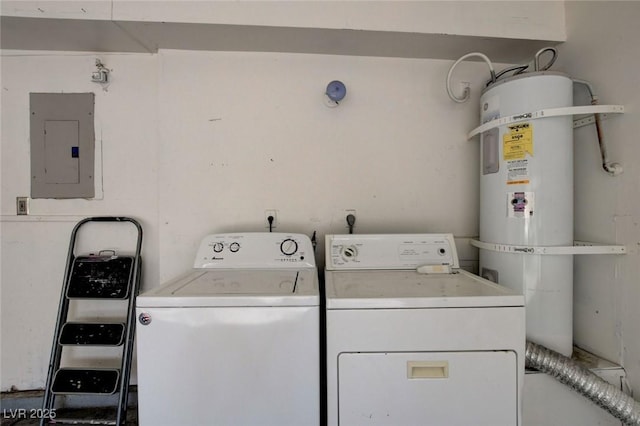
[526,341,640,425]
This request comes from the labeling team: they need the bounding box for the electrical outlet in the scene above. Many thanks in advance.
[345,209,356,229]
[17,197,29,215]
[265,210,277,230]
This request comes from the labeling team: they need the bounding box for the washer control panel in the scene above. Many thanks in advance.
[325,234,459,270]
[194,233,315,269]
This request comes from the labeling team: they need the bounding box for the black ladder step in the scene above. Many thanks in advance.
[59,323,125,346]
[67,255,134,299]
[51,368,120,395]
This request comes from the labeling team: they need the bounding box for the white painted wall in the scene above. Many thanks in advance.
[1,0,112,20]
[1,51,159,390]
[1,1,566,42]
[555,1,640,393]
[156,49,492,281]
[2,1,636,407]
[1,46,495,390]
[112,0,566,41]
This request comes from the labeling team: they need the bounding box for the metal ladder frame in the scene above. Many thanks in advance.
[40,216,143,426]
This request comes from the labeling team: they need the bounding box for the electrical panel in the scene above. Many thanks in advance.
[30,93,95,198]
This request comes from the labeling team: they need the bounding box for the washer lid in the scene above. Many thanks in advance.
[325,269,523,309]
[137,269,319,307]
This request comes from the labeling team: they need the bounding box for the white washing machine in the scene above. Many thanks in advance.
[325,234,526,426]
[136,232,319,426]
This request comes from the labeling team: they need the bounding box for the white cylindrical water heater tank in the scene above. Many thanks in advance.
[479,72,574,356]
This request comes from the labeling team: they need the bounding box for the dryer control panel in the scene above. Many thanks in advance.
[325,234,459,271]
[194,233,315,269]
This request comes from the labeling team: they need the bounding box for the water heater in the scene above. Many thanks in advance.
[478,72,574,356]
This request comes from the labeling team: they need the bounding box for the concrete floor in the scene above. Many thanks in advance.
[1,390,138,426]
[1,407,137,425]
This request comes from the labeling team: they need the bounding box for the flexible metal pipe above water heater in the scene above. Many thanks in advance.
[478,72,574,356]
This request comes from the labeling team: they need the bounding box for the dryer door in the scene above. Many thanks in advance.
[338,351,517,425]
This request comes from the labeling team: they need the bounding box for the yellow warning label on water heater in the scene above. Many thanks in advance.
[503,123,533,160]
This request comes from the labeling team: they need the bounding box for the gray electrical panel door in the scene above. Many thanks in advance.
[30,93,95,198]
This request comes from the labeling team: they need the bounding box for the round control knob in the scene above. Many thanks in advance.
[280,239,298,256]
[212,242,224,253]
[229,242,240,253]
[341,245,358,261]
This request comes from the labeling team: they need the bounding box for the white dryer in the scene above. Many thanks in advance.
[325,234,525,426]
[136,233,319,426]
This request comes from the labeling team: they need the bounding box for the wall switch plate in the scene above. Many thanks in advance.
[17,197,29,215]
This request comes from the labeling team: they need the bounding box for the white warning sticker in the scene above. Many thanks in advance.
[507,192,534,218]
[507,159,530,185]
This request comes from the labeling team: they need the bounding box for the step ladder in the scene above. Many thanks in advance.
[40,217,143,426]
